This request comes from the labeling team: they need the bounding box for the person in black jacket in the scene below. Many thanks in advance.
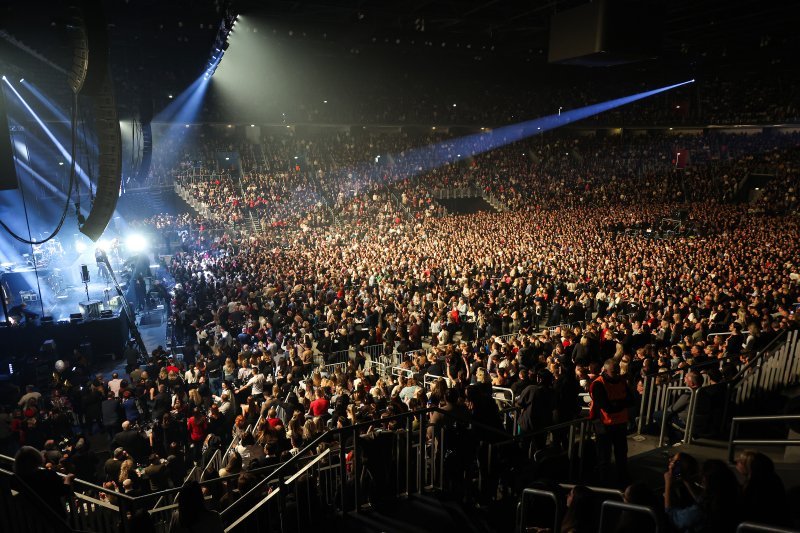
[13,446,74,519]
[101,392,123,440]
[516,369,556,450]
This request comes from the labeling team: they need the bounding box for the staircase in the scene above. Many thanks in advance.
[735,172,775,203]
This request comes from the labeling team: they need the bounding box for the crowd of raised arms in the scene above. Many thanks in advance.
[3,113,800,532]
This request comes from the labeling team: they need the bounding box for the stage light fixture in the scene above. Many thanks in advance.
[168,94,173,99]
[126,234,147,253]
[19,78,24,83]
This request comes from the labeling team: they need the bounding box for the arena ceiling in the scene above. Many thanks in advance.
[0,0,797,117]
[2,0,798,72]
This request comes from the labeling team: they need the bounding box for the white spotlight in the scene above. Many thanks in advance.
[96,239,111,252]
[75,240,87,253]
[126,234,147,253]
[19,78,24,83]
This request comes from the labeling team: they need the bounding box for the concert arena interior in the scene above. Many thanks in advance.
[1,1,799,532]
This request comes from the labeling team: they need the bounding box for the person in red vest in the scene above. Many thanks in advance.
[589,358,633,485]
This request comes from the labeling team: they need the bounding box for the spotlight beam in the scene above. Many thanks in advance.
[2,78,93,187]
[395,79,696,174]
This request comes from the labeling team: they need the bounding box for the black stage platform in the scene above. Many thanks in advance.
[0,313,130,361]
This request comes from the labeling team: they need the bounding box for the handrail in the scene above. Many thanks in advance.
[737,522,800,533]
[658,386,699,447]
[0,466,90,533]
[599,500,661,532]
[282,448,330,485]
[224,486,281,533]
[0,451,293,509]
[517,487,561,533]
[220,405,512,522]
[730,329,789,383]
[728,414,800,463]
[707,331,733,340]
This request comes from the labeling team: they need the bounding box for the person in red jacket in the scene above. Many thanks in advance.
[186,408,208,463]
[589,359,633,486]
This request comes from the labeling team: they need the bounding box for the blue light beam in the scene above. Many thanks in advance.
[2,79,93,187]
[395,79,696,174]
[154,75,211,124]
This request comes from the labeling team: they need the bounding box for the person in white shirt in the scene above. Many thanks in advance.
[107,374,122,397]
[236,368,266,399]
[399,378,421,405]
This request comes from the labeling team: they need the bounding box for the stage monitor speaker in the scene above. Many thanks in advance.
[69,313,83,323]
[548,0,661,66]
[40,316,54,324]
[80,264,90,283]
[0,89,19,191]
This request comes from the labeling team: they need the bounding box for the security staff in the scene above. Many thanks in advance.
[589,358,633,485]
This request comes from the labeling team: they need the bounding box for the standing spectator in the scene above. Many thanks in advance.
[187,408,209,463]
[175,480,223,532]
[589,359,633,485]
[101,392,122,440]
[13,446,74,518]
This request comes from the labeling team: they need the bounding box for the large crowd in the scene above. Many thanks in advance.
[3,120,800,533]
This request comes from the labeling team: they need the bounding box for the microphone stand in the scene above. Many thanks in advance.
[99,253,148,360]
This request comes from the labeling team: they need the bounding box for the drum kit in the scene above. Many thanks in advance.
[30,238,64,269]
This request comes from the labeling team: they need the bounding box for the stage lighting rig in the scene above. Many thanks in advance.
[204,12,238,79]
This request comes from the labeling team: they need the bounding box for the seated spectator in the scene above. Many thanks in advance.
[736,450,791,527]
[561,484,597,532]
[664,458,741,532]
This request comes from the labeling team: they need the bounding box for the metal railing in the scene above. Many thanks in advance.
[218,405,514,531]
[516,483,625,533]
[599,500,661,532]
[1,466,89,533]
[517,487,562,533]
[489,417,592,480]
[727,414,800,463]
[657,386,700,446]
[724,329,799,423]
[423,373,453,389]
[737,523,800,533]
